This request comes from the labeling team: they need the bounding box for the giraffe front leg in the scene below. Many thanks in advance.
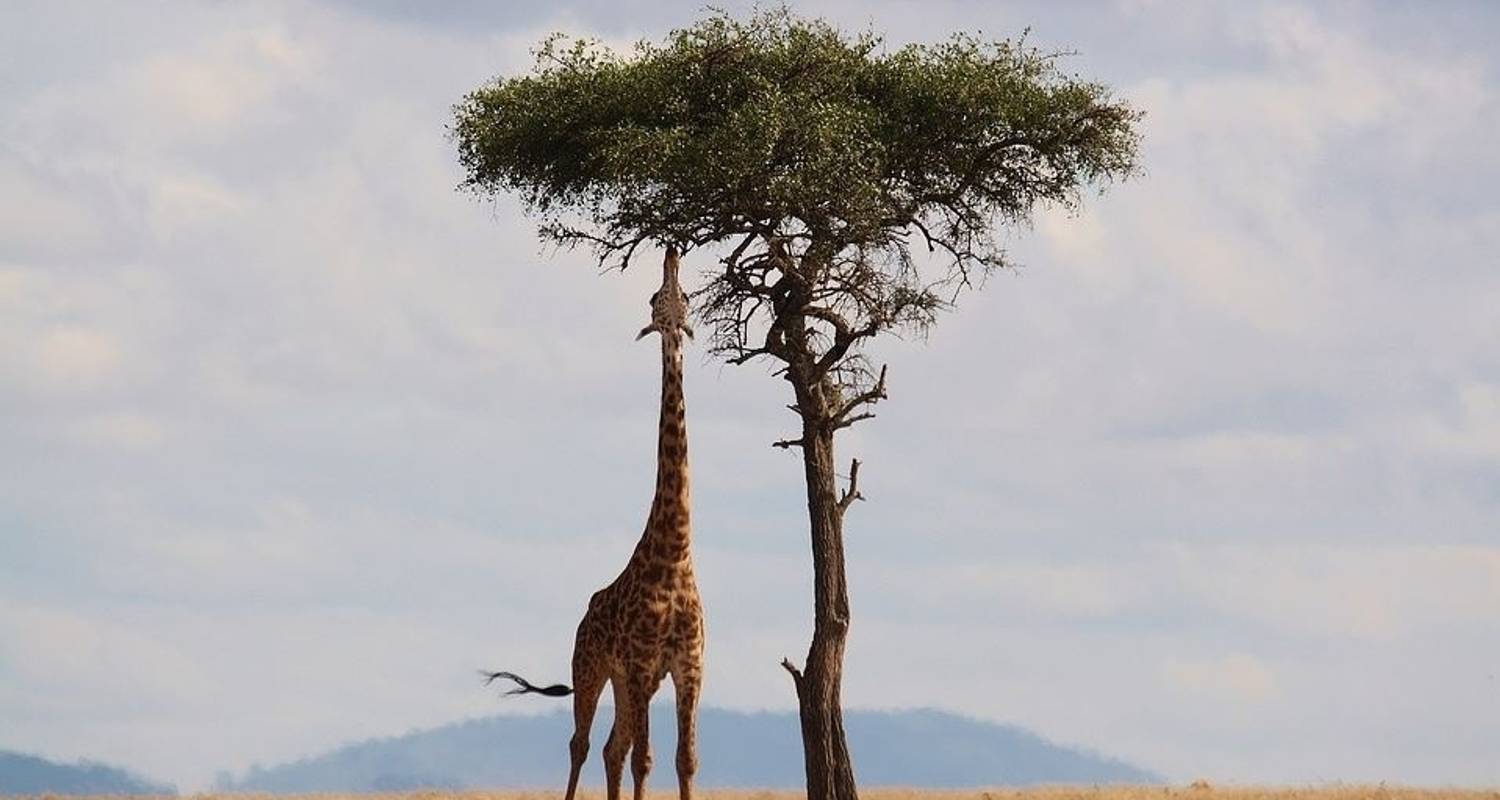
[670,667,701,800]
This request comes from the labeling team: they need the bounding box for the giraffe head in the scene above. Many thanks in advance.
[636,245,694,341]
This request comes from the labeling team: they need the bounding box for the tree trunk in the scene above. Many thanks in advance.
[787,420,859,800]
[773,247,860,800]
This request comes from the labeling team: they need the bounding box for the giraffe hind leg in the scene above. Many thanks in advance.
[564,660,607,800]
[670,666,701,800]
[602,679,633,800]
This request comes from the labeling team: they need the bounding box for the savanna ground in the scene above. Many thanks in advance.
[9,788,1499,800]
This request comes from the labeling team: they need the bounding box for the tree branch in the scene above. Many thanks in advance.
[833,364,888,424]
[728,347,774,366]
[780,656,804,686]
[804,304,854,338]
[832,412,876,432]
[837,458,864,513]
[543,225,652,272]
[806,304,881,380]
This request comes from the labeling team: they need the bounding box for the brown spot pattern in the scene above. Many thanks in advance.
[558,249,704,800]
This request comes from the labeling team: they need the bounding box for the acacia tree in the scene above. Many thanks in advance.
[453,10,1138,800]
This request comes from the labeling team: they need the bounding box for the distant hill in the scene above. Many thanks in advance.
[0,750,175,795]
[224,707,1158,791]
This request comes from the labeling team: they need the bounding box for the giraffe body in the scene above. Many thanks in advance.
[564,246,704,800]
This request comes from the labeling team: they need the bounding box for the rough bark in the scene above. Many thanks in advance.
[797,427,858,800]
[781,355,860,800]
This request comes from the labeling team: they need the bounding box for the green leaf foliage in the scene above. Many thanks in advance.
[455,8,1136,252]
[453,7,1139,382]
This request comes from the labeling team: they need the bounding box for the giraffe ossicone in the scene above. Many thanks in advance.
[485,246,705,800]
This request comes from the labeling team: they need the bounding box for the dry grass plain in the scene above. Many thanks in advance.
[10,788,1500,800]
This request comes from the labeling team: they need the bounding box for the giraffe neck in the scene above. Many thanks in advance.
[638,327,691,565]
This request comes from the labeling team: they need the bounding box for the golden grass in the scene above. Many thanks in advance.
[9,788,1500,800]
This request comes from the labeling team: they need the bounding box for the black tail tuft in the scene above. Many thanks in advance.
[481,670,573,697]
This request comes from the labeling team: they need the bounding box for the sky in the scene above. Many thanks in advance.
[2,0,1498,791]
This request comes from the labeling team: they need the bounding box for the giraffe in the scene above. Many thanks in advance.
[486,245,705,800]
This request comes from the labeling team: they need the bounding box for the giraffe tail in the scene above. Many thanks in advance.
[480,670,573,697]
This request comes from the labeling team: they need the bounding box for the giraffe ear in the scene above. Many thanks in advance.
[636,324,656,340]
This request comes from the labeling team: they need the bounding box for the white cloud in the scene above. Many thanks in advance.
[132,29,314,130]
[1416,382,1500,459]
[31,326,126,386]
[1165,542,1500,645]
[65,412,168,449]
[1,0,1498,790]
[0,604,216,718]
[1162,654,1278,703]
[14,26,316,152]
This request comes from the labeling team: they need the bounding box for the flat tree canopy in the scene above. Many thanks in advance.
[454,10,1138,358]
[454,10,1139,800]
